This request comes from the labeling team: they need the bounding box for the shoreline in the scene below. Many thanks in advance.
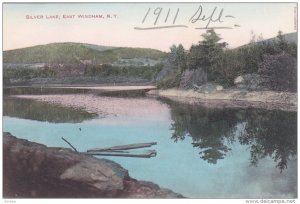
[147,89,297,112]
[5,84,297,112]
[4,84,156,90]
[3,132,184,198]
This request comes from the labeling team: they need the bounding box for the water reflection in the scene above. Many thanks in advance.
[4,87,88,95]
[96,89,147,97]
[166,100,297,171]
[3,95,297,198]
[239,110,297,172]
[169,103,238,164]
[3,97,97,123]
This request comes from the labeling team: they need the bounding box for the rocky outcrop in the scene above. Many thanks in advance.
[155,60,175,81]
[179,68,207,89]
[3,132,183,198]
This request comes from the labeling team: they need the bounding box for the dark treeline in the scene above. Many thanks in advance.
[4,66,56,81]
[83,63,163,81]
[3,63,163,85]
[158,30,297,92]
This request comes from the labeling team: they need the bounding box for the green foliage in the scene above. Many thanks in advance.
[3,43,167,64]
[177,30,297,88]
[156,44,188,89]
[4,32,297,89]
[156,69,182,89]
[168,44,187,71]
[3,67,56,80]
[187,29,227,83]
[258,53,297,92]
[215,49,242,86]
[215,31,297,87]
[84,63,163,81]
[3,42,166,84]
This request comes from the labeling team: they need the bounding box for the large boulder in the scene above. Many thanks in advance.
[234,76,244,85]
[179,68,207,89]
[3,132,183,198]
[234,74,265,90]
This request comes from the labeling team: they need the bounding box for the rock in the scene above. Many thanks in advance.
[3,132,184,198]
[59,159,126,191]
[234,76,244,85]
[179,68,207,89]
[234,74,265,91]
[216,85,224,91]
[195,83,224,94]
[123,179,184,198]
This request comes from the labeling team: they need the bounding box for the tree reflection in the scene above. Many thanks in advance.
[238,110,297,172]
[169,101,239,164]
[4,97,97,123]
[166,99,297,171]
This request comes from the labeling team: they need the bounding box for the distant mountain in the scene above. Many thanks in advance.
[262,32,297,44]
[3,42,167,64]
[281,32,297,44]
[81,43,117,52]
[238,32,297,49]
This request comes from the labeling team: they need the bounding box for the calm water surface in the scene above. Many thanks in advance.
[3,92,297,198]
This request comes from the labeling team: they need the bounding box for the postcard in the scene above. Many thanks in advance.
[2,2,298,201]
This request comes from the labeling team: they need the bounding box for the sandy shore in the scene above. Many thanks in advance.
[147,89,297,112]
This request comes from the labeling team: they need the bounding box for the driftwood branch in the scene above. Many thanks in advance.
[61,137,78,152]
[87,142,157,152]
[84,150,157,158]
[60,139,157,158]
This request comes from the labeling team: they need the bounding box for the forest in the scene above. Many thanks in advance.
[157,30,297,92]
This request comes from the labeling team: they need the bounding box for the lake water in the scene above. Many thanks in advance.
[3,90,297,198]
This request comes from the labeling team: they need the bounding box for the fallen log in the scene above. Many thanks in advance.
[87,142,157,152]
[84,150,157,158]
[61,137,78,152]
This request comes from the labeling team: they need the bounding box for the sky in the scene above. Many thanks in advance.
[3,2,297,51]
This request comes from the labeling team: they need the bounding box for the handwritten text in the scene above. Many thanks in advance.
[134,5,240,30]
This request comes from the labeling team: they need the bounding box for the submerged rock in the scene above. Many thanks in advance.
[3,132,184,198]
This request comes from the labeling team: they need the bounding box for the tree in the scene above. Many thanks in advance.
[276,30,289,52]
[258,53,297,92]
[187,29,227,82]
[168,44,177,65]
[176,44,187,71]
[274,30,297,57]
[168,44,187,71]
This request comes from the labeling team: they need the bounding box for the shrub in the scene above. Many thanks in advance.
[258,53,297,92]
